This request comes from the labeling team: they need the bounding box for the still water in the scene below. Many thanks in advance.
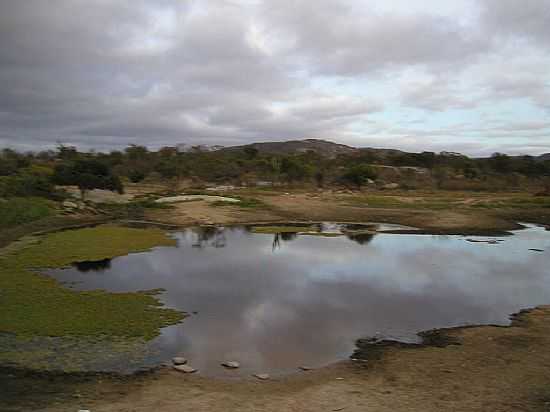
[49,223,550,376]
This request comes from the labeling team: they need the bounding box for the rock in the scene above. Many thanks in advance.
[383,183,399,190]
[529,248,545,252]
[172,357,187,365]
[221,360,240,369]
[253,373,270,380]
[466,238,502,244]
[335,377,345,380]
[173,364,197,373]
[62,200,78,209]
[299,366,313,371]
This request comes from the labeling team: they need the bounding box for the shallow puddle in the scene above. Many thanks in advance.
[48,223,550,377]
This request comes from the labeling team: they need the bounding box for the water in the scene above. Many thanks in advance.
[48,223,550,377]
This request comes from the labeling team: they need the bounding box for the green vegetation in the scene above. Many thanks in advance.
[345,195,453,210]
[211,196,268,209]
[2,143,550,204]
[0,197,54,229]
[339,164,377,188]
[0,225,183,339]
[343,192,550,211]
[97,198,173,219]
[471,196,550,209]
[52,158,123,199]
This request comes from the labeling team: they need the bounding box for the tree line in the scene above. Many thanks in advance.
[1,145,549,201]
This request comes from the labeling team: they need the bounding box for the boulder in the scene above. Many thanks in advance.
[382,183,399,190]
[172,357,187,365]
[253,373,270,380]
[221,360,240,369]
[173,364,196,373]
[62,200,78,209]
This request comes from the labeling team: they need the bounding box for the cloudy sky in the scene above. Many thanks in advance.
[1,0,549,156]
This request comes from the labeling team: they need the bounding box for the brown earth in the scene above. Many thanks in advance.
[144,190,548,234]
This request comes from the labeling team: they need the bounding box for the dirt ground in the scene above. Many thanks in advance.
[5,189,550,412]
[144,189,546,233]
[34,307,550,412]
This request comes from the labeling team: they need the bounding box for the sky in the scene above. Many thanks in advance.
[0,0,549,156]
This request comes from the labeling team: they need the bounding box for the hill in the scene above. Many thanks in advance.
[223,139,358,158]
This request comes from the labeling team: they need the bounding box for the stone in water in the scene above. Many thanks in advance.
[172,357,187,365]
[221,361,240,369]
[173,364,196,373]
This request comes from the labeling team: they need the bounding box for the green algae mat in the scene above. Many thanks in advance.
[0,225,184,340]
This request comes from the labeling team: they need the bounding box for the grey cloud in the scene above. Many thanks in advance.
[0,0,549,155]
[481,0,550,49]
[261,0,488,76]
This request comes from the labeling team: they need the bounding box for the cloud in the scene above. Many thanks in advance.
[0,0,549,155]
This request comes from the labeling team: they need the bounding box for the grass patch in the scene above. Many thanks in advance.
[0,197,54,229]
[0,225,184,340]
[97,198,173,219]
[211,196,268,209]
[471,196,550,209]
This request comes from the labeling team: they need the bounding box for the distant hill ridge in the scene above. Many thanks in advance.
[223,138,358,158]
[202,138,550,160]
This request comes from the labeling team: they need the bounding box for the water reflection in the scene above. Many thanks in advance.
[73,258,112,272]
[272,232,298,250]
[345,232,375,245]
[191,226,226,248]
[49,224,550,376]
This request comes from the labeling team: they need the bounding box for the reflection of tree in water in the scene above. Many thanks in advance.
[346,232,375,245]
[272,232,298,251]
[74,258,112,272]
[192,226,227,248]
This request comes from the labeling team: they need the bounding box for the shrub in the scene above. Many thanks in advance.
[0,197,53,228]
[340,164,377,188]
[0,174,56,198]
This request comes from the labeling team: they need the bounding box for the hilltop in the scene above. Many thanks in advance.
[222,138,358,158]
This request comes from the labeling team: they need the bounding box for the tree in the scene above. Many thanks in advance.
[56,144,79,161]
[314,170,325,188]
[340,164,376,188]
[489,153,512,174]
[280,156,312,182]
[53,159,123,199]
[0,148,30,175]
[244,146,259,160]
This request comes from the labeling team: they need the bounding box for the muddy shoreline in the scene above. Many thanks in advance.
[3,305,550,411]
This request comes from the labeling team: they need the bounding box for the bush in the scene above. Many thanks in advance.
[53,159,123,198]
[0,197,53,228]
[340,164,377,188]
[0,174,57,198]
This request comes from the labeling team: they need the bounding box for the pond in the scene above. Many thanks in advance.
[48,223,550,377]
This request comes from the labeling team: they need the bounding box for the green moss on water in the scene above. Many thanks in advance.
[0,225,184,340]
